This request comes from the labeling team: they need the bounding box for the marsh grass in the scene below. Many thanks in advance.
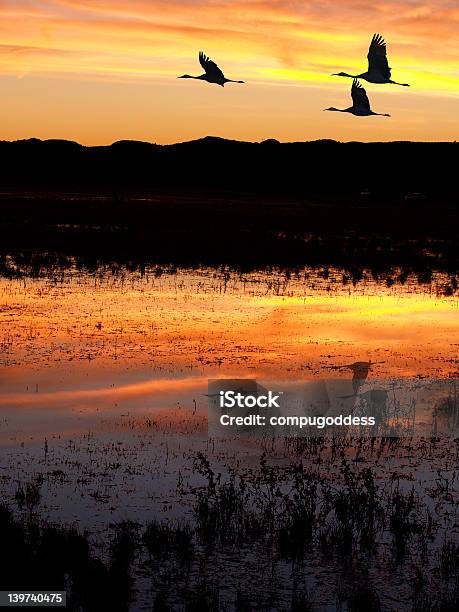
[389,486,434,559]
[1,442,457,610]
[412,568,459,612]
[440,540,459,579]
[0,504,135,611]
[336,573,381,611]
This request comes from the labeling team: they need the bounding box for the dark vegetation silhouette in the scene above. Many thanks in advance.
[2,447,459,610]
[0,137,457,276]
[0,504,135,611]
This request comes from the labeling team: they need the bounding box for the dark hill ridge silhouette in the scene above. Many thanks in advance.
[0,136,457,275]
[0,136,457,197]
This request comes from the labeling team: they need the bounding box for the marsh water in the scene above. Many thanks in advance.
[1,264,458,610]
[0,265,457,513]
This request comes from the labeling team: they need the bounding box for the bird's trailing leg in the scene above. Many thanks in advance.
[390,80,410,87]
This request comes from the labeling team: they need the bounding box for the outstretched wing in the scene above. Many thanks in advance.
[351,79,371,111]
[367,33,391,79]
[199,51,225,79]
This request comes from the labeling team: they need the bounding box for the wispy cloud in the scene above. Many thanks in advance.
[1,0,457,90]
[0,0,458,143]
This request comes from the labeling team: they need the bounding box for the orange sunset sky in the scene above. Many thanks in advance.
[1,0,458,144]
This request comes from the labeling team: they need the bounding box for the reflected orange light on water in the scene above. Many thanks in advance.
[1,269,457,386]
[0,268,457,442]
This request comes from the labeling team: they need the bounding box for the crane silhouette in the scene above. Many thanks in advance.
[178,52,244,87]
[325,79,390,117]
[333,34,410,86]
[332,360,385,394]
[305,360,384,418]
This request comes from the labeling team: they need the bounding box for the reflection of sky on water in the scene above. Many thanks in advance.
[0,267,458,529]
[1,267,457,438]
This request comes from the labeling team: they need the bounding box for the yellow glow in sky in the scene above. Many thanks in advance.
[1,0,458,143]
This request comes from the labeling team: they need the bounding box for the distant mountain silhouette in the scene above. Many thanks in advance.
[0,136,457,198]
[0,136,457,276]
